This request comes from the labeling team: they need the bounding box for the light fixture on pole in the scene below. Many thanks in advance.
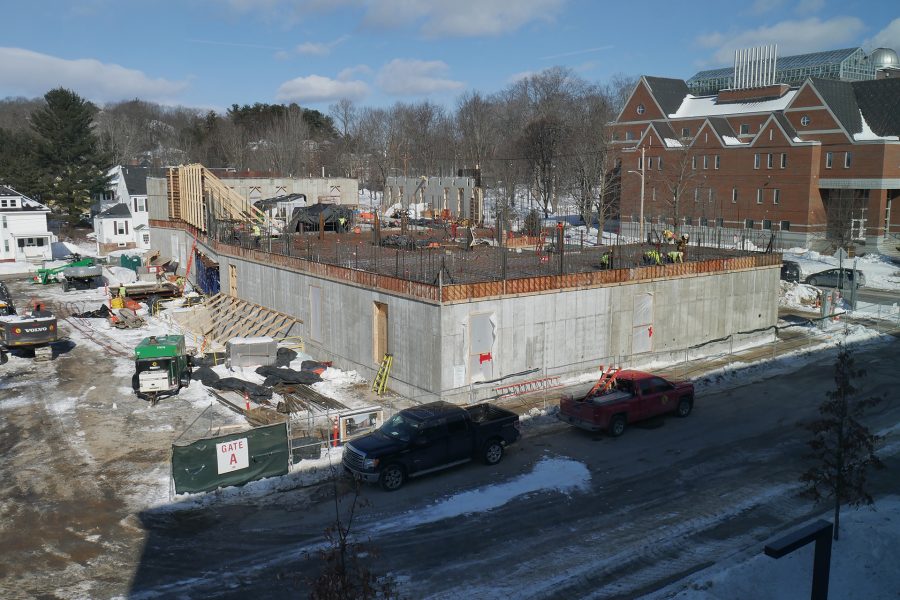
[627,146,646,243]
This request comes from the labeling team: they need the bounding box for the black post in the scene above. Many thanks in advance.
[764,519,833,600]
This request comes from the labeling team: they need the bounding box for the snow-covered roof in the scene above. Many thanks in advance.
[854,111,900,141]
[668,89,798,119]
[0,185,50,211]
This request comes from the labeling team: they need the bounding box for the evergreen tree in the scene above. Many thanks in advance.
[30,88,110,220]
[800,342,884,540]
[0,128,42,198]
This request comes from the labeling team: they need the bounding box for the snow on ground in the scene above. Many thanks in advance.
[371,456,590,533]
[784,248,900,291]
[779,281,821,311]
[651,496,900,600]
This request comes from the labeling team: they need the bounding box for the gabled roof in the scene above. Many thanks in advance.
[852,78,900,137]
[121,167,149,196]
[808,77,861,135]
[706,117,743,145]
[97,203,132,218]
[0,185,50,211]
[643,77,690,116]
[648,120,683,147]
[772,112,798,140]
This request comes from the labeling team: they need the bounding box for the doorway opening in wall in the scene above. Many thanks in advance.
[229,264,237,296]
[373,302,388,365]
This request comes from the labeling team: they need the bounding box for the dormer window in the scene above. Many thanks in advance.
[636,103,645,115]
[681,127,690,138]
[800,115,810,127]
[740,124,750,135]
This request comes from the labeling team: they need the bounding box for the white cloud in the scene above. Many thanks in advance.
[507,70,537,83]
[376,59,464,96]
[337,64,373,81]
[295,35,349,56]
[865,18,900,51]
[275,74,368,103]
[363,0,566,38]
[540,45,612,61]
[0,47,188,102]
[696,17,865,65]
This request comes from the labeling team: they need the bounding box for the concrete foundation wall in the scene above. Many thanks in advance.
[151,224,779,405]
[220,177,359,206]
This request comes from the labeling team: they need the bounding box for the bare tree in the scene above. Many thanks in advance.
[520,114,567,217]
[262,107,312,176]
[800,342,884,540]
[651,141,703,231]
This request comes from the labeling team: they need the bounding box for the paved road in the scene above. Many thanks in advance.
[128,337,900,599]
[805,284,899,306]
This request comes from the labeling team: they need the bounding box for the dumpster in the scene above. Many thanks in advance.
[120,254,142,272]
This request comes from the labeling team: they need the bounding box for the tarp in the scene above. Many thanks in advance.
[255,365,322,386]
[286,204,354,232]
[171,423,289,494]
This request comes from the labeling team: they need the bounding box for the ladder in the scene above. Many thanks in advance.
[372,353,393,396]
[587,365,621,397]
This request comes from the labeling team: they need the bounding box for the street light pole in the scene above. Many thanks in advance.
[639,146,646,243]
[628,146,647,243]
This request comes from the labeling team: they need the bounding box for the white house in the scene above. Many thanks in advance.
[92,165,150,254]
[0,185,56,264]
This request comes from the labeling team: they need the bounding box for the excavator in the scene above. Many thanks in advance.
[0,283,57,361]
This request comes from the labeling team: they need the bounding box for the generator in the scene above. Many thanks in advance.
[133,334,191,404]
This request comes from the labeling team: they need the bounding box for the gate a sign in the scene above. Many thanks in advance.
[216,437,250,474]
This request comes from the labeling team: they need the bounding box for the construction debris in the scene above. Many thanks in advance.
[110,308,145,329]
[255,365,322,386]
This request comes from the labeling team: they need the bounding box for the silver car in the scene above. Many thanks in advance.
[805,268,866,289]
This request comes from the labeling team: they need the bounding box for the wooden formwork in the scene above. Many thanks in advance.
[192,293,302,345]
[165,164,267,233]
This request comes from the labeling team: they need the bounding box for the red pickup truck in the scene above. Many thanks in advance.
[557,370,694,437]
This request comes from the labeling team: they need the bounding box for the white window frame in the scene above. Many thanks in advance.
[773,189,780,205]
[756,189,763,204]
[703,155,709,170]
[732,188,738,204]
[754,154,760,169]
[767,153,774,169]
[740,124,750,135]
[636,104,645,115]
[714,155,720,170]
[780,153,787,168]
[844,152,852,168]
[825,152,833,168]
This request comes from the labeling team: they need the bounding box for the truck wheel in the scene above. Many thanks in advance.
[482,440,504,465]
[676,398,693,418]
[609,415,626,437]
[379,464,406,491]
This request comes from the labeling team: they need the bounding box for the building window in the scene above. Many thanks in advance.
[681,127,690,138]
[694,188,700,202]
[638,156,643,170]
[652,187,657,202]
[740,124,750,135]
[143,233,150,244]
[754,154,760,169]
[780,220,791,231]
[133,197,146,212]
[732,188,738,203]
[756,189,763,204]
[647,157,653,170]
[745,219,754,229]
[708,188,714,203]
[800,115,810,126]
[9,199,15,207]
[780,153,787,168]
[0,199,7,208]
[703,155,709,169]
[826,152,833,168]
[716,217,724,228]
[762,219,772,230]
[625,131,634,141]
[714,155,720,169]
[700,217,709,227]
[691,156,697,170]
[767,153,773,169]
[1,216,5,228]
[658,156,663,170]
[684,216,693,226]
[115,221,127,235]
[773,189,780,205]
[844,152,852,168]
[636,103,645,115]
[612,132,619,141]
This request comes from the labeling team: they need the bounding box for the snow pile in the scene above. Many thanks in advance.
[371,456,590,532]
[51,241,91,260]
[779,281,820,311]
[784,248,900,291]
[656,496,900,600]
[103,266,138,286]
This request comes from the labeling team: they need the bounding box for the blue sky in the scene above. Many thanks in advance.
[0,0,897,111]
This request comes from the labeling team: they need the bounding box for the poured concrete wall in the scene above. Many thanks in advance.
[151,224,779,404]
[219,177,359,206]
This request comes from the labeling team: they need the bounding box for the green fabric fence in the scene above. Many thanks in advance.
[172,422,289,494]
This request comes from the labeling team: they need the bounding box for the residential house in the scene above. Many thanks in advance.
[0,185,56,263]
[93,166,151,254]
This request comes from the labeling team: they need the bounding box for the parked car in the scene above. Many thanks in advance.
[557,370,694,437]
[342,401,521,491]
[780,260,801,282]
[804,268,866,289]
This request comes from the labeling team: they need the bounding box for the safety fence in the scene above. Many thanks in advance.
[171,421,289,494]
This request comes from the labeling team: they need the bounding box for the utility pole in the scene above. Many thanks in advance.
[639,146,646,243]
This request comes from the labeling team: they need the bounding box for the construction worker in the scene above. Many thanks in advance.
[338,216,347,231]
[644,249,662,265]
[599,252,611,268]
[252,223,261,248]
[118,284,126,299]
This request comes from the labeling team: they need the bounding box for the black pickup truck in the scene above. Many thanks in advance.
[343,400,521,491]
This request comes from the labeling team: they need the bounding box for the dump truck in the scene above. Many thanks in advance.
[0,302,58,361]
[59,264,103,291]
[33,256,96,285]
[132,334,192,404]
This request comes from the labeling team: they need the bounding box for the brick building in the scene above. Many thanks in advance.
[612,47,900,253]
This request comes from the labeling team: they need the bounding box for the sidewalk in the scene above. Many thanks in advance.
[497,308,900,417]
